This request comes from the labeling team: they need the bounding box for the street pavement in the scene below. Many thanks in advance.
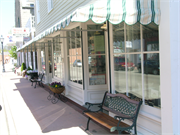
[0,63,112,135]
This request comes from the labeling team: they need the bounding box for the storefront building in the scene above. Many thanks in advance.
[17,0,180,134]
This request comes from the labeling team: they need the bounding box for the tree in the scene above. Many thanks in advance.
[9,46,17,59]
[21,63,26,72]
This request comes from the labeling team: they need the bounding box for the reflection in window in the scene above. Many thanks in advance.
[87,25,105,55]
[87,25,106,85]
[53,35,63,79]
[41,43,45,74]
[114,55,126,93]
[48,41,52,73]
[127,54,142,100]
[143,23,159,51]
[113,23,125,53]
[126,23,141,52]
[143,54,160,107]
[113,22,160,108]
[67,26,82,85]
[40,43,46,82]
[89,55,106,85]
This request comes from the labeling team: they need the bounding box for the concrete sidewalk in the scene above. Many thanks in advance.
[0,64,113,135]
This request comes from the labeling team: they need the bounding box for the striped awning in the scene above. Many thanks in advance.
[17,0,160,51]
[72,0,161,25]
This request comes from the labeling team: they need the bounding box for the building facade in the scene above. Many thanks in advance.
[15,0,35,68]
[15,0,35,28]
[17,0,180,134]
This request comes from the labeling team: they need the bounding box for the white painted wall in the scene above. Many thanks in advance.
[160,1,180,134]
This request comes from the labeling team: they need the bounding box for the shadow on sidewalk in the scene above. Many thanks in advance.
[11,77,114,134]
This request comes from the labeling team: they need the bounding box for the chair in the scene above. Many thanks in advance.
[30,73,44,88]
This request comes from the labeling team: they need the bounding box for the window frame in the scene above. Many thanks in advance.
[66,25,83,88]
[53,35,64,80]
[36,0,40,24]
[110,22,161,120]
[47,0,53,13]
[85,23,108,90]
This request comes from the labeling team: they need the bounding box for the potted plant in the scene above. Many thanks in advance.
[21,63,26,76]
[26,67,32,80]
[48,82,65,94]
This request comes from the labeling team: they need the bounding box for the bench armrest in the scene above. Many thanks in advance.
[85,102,102,111]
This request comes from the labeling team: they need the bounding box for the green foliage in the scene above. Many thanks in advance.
[27,67,32,71]
[26,67,32,75]
[14,63,17,67]
[9,46,17,59]
[21,63,26,72]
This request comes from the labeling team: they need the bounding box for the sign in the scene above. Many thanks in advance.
[12,28,29,37]
[23,37,30,42]
[15,37,23,42]
[94,35,105,52]
[5,34,16,44]
[7,35,13,42]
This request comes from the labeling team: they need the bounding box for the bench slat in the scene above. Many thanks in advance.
[84,111,129,130]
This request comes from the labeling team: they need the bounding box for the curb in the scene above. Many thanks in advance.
[0,70,17,135]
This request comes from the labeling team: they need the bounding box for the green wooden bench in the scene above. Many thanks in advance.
[84,91,142,134]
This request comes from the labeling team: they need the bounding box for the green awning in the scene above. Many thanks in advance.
[17,0,160,51]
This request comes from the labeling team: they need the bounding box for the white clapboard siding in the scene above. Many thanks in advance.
[36,0,94,35]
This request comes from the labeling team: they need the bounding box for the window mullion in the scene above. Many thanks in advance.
[75,31,78,82]
[140,24,145,105]
[124,22,128,96]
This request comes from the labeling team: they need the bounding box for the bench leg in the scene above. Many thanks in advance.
[134,126,137,135]
[118,130,122,134]
[34,82,37,88]
[41,82,44,87]
[31,82,33,86]
[85,117,91,131]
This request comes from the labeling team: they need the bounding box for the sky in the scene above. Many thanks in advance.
[0,0,15,35]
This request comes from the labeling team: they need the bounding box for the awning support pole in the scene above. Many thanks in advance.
[107,20,112,93]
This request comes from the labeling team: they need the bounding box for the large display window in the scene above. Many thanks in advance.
[53,35,64,79]
[113,22,160,109]
[87,25,106,85]
[67,26,82,85]
[41,43,46,74]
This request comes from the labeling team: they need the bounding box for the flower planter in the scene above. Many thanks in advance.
[48,86,65,94]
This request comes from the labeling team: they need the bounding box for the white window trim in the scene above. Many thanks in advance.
[109,22,161,121]
[53,35,64,80]
[36,0,40,24]
[66,25,83,88]
[47,0,53,13]
[85,21,109,90]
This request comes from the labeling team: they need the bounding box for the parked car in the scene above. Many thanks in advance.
[114,57,135,71]
[137,60,159,75]
[73,60,82,67]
